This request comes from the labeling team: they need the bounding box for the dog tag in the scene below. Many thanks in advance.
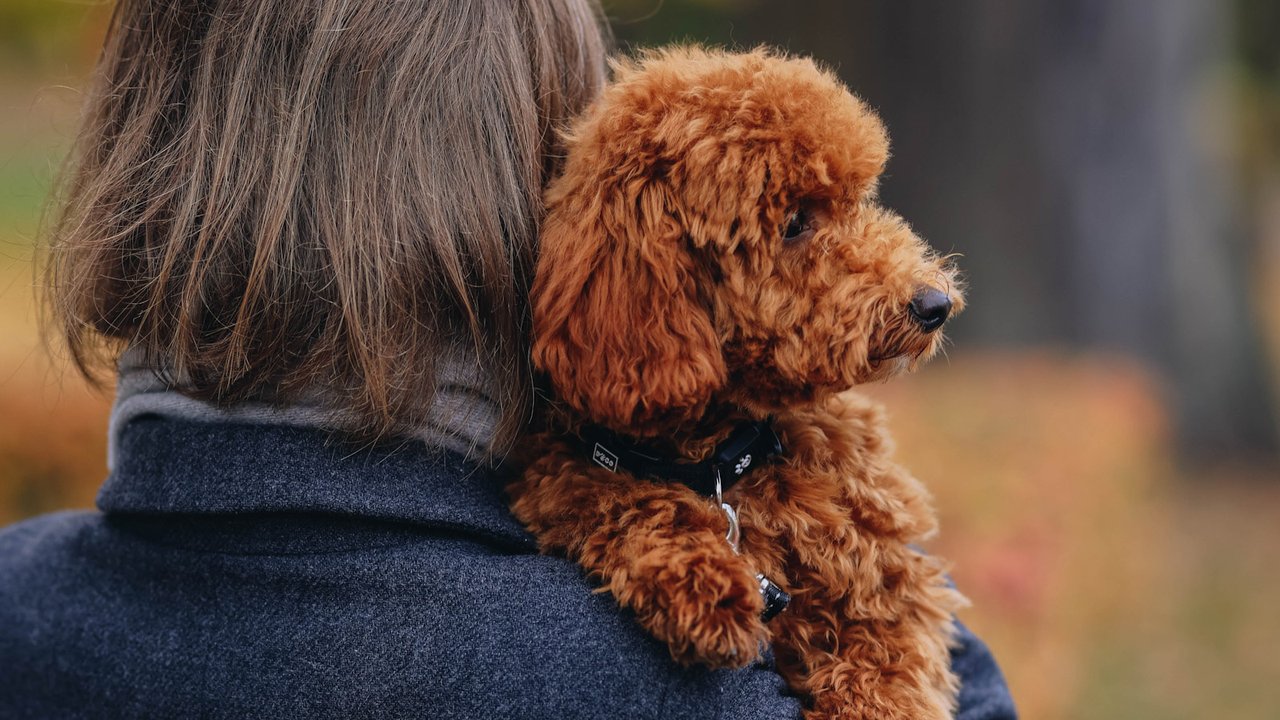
[719,500,789,621]
[721,502,741,554]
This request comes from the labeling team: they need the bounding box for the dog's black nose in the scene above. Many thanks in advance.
[908,286,952,332]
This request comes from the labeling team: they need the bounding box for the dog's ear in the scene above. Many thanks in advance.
[532,178,725,436]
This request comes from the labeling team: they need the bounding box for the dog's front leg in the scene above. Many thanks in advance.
[736,481,960,717]
[509,442,769,668]
[780,583,959,720]
[744,534,959,720]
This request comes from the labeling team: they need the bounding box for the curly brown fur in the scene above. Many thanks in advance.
[508,47,966,719]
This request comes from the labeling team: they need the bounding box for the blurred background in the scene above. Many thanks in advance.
[1,1,1278,717]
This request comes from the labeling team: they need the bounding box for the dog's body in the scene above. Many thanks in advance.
[508,48,966,719]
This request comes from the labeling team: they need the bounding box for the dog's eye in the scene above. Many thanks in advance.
[782,208,813,243]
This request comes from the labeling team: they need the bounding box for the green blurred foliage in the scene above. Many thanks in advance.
[1235,0,1280,89]
[1233,0,1280,188]
[0,0,106,71]
[605,0,744,47]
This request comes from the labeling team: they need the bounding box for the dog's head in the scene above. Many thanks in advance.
[533,48,962,436]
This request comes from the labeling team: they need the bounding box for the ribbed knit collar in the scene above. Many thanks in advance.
[108,347,500,470]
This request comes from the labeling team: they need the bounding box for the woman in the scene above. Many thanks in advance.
[0,1,1016,717]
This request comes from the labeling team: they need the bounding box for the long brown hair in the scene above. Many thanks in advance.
[45,0,607,455]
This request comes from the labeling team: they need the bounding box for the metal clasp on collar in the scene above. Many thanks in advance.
[716,467,741,554]
[714,466,789,621]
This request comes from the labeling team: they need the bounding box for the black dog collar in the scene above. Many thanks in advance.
[578,418,792,622]
[578,419,784,497]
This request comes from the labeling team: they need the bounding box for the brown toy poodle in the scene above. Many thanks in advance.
[508,47,966,719]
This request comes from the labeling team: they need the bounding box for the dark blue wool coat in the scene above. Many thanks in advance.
[0,417,1017,719]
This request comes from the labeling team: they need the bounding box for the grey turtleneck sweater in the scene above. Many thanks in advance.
[108,347,500,469]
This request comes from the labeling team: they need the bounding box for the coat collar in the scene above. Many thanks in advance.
[98,416,536,551]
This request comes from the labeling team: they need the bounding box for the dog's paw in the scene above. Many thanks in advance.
[805,702,952,720]
[801,669,956,720]
[628,549,770,668]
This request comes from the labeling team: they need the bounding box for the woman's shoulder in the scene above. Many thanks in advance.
[406,541,804,719]
[304,528,804,719]
[0,507,802,719]
[0,509,101,583]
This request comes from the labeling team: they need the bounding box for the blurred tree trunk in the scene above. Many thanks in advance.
[641,0,1278,464]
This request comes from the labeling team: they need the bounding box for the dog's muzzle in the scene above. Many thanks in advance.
[908,285,952,332]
